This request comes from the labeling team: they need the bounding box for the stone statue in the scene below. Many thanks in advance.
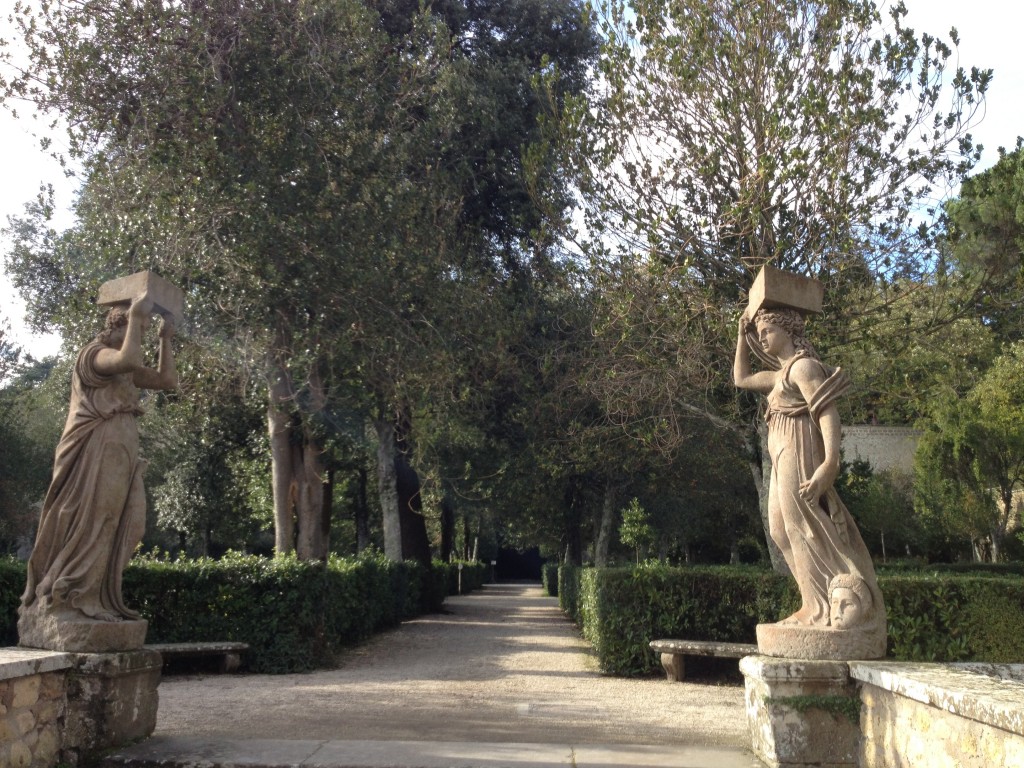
[19,272,181,653]
[733,267,885,659]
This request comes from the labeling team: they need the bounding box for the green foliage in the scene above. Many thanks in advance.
[542,563,559,597]
[436,560,489,598]
[560,565,1024,676]
[0,557,25,645]
[618,498,654,564]
[120,551,432,672]
[914,342,1024,561]
[946,143,1024,345]
[558,564,582,622]
[571,564,792,676]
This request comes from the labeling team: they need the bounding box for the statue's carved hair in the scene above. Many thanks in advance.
[97,306,129,346]
[753,307,821,362]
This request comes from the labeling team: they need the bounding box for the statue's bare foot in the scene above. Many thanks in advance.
[94,611,121,623]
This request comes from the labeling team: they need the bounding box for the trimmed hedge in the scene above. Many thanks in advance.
[2,553,488,672]
[542,563,559,597]
[440,560,489,596]
[560,564,1024,676]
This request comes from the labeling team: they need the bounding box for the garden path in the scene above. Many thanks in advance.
[106,582,760,767]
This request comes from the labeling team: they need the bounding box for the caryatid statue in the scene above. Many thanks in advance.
[733,266,886,660]
[19,271,182,653]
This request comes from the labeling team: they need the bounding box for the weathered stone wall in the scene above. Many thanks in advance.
[0,651,73,768]
[841,425,920,474]
[852,661,1024,768]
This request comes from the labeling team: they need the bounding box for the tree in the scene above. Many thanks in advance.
[554,0,991,569]
[945,142,1024,345]
[3,0,598,562]
[914,343,1024,561]
[619,497,653,564]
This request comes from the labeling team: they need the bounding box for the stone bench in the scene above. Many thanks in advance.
[145,642,249,673]
[649,639,758,682]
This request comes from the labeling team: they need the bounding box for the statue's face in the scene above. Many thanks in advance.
[757,322,790,357]
[829,587,862,629]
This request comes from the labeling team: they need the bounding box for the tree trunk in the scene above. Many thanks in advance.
[268,365,327,560]
[268,393,295,555]
[440,491,455,562]
[594,480,617,567]
[354,465,371,553]
[563,483,584,567]
[374,419,403,561]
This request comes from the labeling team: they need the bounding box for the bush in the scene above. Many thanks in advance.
[435,560,489,598]
[2,551,482,673]
[124,550,441,672]
[542,563,559,597]
[558,564,582,622]
[0,557,24,645]
[560,564,1024,676]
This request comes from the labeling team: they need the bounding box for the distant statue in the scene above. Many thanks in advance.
[734,276,885,659]
[20,282,179,653]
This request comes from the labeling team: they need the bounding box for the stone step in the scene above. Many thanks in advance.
[101,736,762,768]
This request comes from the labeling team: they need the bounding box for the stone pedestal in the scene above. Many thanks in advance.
[19,607,148,653]
[740,655,860,768]
[62,650,161,762]
[756,622,886,661]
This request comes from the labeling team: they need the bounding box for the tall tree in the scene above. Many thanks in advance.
[914,343,1024,562]
[555,0,991,569]
[3,0,598,562]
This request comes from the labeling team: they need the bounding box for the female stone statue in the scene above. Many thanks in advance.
[734,306,884,656]
[20,296,176,648]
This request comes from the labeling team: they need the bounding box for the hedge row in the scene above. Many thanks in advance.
[2,553,489,673]
[542,563,559,597]
[559,564,1024,676]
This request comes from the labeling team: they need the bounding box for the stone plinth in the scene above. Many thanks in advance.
[740,655,860,768]
[19,607,147,653]
[62,649,162,760]
[851,661,1024,768]
[97,270,184,324]
[757,621,886,661]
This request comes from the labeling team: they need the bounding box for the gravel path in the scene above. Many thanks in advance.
[155,582,749,748]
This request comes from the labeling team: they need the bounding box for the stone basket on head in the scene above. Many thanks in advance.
[97,270,184,326]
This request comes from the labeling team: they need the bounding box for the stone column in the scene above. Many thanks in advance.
[740,655,861,768]
[61,650,162,763]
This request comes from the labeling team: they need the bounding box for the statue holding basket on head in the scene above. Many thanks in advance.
[733,266,885,660]
[19,271,182,653]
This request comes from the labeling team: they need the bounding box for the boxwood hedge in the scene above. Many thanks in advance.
[559,563,1024,676]
[1,553,489,673]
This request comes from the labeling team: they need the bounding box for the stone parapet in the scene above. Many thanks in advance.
[0,649,73,768]
[851,661,1024,768]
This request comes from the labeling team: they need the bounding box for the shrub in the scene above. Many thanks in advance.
[558,564,582,622]
[435,560,488,598]
[2,551,481,673]
[542,563,559,597]
[0,557,24,645]
[561,564,1024,676]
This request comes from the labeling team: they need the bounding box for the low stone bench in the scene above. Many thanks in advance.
[145,642,249,673]
[649,639,758,682]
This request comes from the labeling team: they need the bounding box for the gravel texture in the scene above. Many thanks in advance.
[154,582,749,748]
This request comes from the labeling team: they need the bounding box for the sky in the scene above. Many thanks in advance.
[1,0,1021,360]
